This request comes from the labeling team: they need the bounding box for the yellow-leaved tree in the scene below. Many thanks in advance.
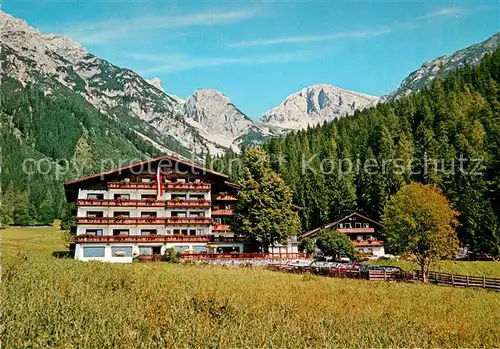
[382,182,460,282]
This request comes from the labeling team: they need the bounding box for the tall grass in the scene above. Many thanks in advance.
[2,227,500,348]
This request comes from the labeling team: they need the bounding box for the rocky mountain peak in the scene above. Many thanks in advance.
[260,84,379,129]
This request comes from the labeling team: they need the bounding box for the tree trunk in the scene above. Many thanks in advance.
[420,263,429,283]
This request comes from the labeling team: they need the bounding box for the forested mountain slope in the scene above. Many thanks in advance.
[215,50,500,255]
[0,77,163,226]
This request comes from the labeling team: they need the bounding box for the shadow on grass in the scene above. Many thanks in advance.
[52,251,73,259]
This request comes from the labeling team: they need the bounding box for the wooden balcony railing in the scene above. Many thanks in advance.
[165,217,211,225]
[76,199,164,207]
[77,217,166,225]
[166,199,211,208]
[77,217,212,225]
[74,234,212,243]
[352,240,384,247]
[210,236,245,243]
[181,252,307,260]
[108,182,156,190]
[337,227,375,234]
[166,182,211,191]
[211,209,233,215]
[213,195,237,201]
[212,224,231,232]
[107,181,211,191]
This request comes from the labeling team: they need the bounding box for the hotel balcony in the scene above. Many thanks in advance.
[211,209,233,216]
[76,217,212,225]
[165,217,211,225]
[166,199,211,208]
[76,199,164,207]
[213,194,237,201]
[337,227,375,234]
[212,224,231,232]
[77,217,166,225]
[108,182,156,190]
[165,182,211,191]
[73,234,212,243]
[210,236,246,243]
[352,240,384,247]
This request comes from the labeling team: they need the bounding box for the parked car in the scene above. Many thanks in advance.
[359,264,404,275]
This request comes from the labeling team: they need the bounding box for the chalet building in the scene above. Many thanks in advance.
[300,212,386,257]
[64,155,248,262]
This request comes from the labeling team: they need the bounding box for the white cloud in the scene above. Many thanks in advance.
[415,7,461,21]
[227,5,475,48]
[135,51,321,74]
[58,9,260,45]
[227,28,392,48]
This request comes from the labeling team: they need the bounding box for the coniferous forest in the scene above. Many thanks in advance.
[214,49,500,256]
[1,49,499,256]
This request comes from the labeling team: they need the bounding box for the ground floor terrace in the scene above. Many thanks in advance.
[72,235,300,262]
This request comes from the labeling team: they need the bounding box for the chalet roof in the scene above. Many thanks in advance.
[299,212,383,239]
[64,154,230,188]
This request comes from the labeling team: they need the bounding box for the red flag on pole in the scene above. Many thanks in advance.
[156,169,163,197]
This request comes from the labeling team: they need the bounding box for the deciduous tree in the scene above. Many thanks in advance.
[382,182,460,282]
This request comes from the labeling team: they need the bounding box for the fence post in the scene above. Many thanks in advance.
[483,276,486,288]
[466,275,469,287]
[451,274,455,286]
[384,269,387,281]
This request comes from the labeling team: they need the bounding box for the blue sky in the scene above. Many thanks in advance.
[3,0,499,118]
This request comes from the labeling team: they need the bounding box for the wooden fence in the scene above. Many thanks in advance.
[266,264,500,290]
[413,270,500,290]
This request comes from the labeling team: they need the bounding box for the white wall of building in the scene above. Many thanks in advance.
[74,242,244,262]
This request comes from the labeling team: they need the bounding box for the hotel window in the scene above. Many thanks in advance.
[141,229,157,235]
[141,212,157,218]
[367,248,373,253]
[355,222,362,229]
[194,178,201,183]
[123,178,131,182]
[172,211,187,217]
[190,211,204,217]
[86,229,103,236]
[87,211,104,218]
[141,194,157,200]
[363,223,370,228]
[114,194,130,199]
[193,246,206,253]
[139,247,153,255]
[356,235,363,241]
[189,229,196,236]
[83,247,105,258]
[338,223,344,228]
[344,223,352,228]
[171,194,187,200]
[173,229,181,235]
[181,229,188,235]
[213,218,222,225]
[113,229,130,236]
[196,229,204,235]
[87,193,104,200]
[111,246,132,257]
[190,194,204,200]
[173,246,189,253]
[224,205,232,210]
[114,211,130,217]
[176,178,186,183]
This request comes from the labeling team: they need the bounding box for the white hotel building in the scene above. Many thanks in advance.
[64,155,248,262]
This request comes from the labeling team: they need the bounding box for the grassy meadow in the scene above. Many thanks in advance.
[2,226,500,348]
